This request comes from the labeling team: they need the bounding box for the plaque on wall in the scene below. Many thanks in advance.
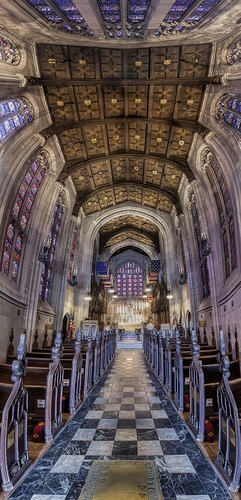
[199,320,206,327]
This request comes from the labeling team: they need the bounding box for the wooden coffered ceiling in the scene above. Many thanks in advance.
[99,215,159,250]
[36,43,214,216]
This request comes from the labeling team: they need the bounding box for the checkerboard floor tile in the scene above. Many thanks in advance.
[11,350,231,500]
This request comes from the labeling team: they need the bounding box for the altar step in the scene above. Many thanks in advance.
[117,341,142,349]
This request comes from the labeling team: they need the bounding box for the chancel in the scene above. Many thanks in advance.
[0,0,241,499]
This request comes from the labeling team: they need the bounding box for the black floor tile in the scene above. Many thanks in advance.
[80,419,100,429]
[93,429,116,441]
[112,441,138,456]
[117,419,136,429]
[136,429,159,441]
[102,411,119,419]
[135,410,152,419]
[120,404,135,411]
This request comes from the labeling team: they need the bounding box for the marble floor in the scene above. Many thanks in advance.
[9,350,232,500]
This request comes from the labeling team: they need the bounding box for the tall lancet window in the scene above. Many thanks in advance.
[189,195,210,299]
[0,34,20,64]
[217,95,241,134]
[201,148,236,279]
[1,151,49,282]
[0,98,33,145]
[39,196,64,302]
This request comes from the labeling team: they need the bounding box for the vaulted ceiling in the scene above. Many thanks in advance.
[99,215,159,250]
[35,43,214,216]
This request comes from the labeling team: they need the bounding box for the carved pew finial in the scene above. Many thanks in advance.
[211,326,216,346]
[219,330,226,357]
[7,328,14,357]
[75,329,82,351]
[234,325,239,360]
[227,325,232,354]
[190,330,200,359]
[196,327,201,343]
[32,329,38,349]
[51,332,63,362]
[11,333,27,382]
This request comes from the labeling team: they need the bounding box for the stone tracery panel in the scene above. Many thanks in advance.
[201,148,236,279]
[0,34,20,65]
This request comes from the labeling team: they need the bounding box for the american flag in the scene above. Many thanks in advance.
[72,311,75,334]
[151,260,160,272]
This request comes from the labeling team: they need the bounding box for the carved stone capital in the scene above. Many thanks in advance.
[17,74,28,88]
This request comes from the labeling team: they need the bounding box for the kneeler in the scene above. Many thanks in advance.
[32,396,68,441]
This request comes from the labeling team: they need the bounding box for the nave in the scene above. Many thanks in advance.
[8,350,230,500]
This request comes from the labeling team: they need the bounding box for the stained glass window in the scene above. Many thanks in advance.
[127,0,151,23]
[155,0,223,36]
[227,40,241,65]
[0,98,33,145]
[97,0,121,23]
[39,198,64,301]
[1,150,49,283]
[68,228,77,282]
[201,148,237,278]
[180,229,187,279]
[1,223,14,275]
[116,262,143,297]
[25,0,93,34]
[217,95,241,135]
[0,35,20,64]
[11,235,23,281]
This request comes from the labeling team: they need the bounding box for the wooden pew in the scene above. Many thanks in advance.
[214,330,241,492]
[188,331,240,442]
[0,334,31,492]
[1,334,64,443]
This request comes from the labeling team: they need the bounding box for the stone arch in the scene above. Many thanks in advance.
[103,238,156,262]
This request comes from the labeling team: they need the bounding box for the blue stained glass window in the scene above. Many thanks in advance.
[186,0,219,23]
[26,0,62,21]
[164,0,195,23]
[97,0,121,23]
[227,40,241,65]
[0,98,33,144]
[127,0,151,23]
[0,36,19,65]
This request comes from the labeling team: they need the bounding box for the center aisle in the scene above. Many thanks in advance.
[10,350,230,500]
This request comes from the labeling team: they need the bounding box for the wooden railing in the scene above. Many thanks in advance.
[69,330,83,414]
[0,334,31,491]
[44,333,64,443]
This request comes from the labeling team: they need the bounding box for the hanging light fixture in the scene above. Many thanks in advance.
[166,290,173,299]
[109,288,115,293]
[113,294,118,298]
[145,287,151,292]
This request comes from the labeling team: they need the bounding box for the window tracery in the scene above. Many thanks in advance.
[227,40,241,65]
[0,35,20,64]
[39,196,64,301]
[201,148,236,278]
[154,0,223,37]
[217,95,241,134]
[25,0,93,35]
[0,98,33,145]
[116,262,143,297]
[189,197,210,299]
[1,151,49,283]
